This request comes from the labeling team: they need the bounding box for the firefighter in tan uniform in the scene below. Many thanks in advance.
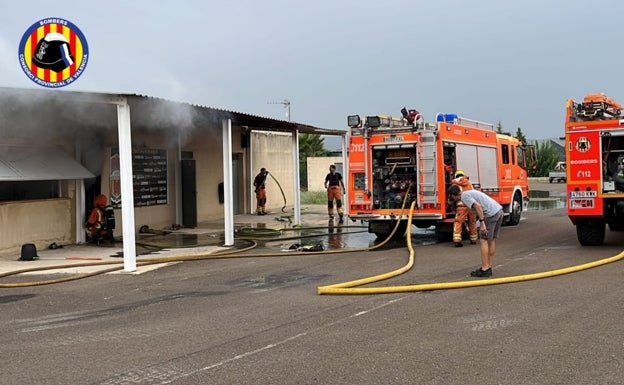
[451,170,478,247]
[324,165,346,221]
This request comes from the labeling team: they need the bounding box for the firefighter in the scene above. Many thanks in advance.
[451,170,478,247]
[85,194,115,245]
[253,168,269,215]
[324,164,346,221]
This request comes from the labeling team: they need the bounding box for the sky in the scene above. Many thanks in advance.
[2,0,624,149]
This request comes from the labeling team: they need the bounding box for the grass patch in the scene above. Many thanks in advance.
[300,190,326,205]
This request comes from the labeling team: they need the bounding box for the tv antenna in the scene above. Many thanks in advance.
[268,98,291,121]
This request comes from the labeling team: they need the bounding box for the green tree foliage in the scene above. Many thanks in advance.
[298,134,328,189]
[514,127,527,146]
[496,121,503,134]
[531,140,560,177]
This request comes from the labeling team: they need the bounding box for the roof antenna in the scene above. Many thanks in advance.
[268,99,291,121]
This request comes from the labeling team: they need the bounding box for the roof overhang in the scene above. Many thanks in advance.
[0,145,94,181]
[0,87,346,137]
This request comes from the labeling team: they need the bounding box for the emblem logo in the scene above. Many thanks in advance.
[575,137,591,153]
[18,18,89,88]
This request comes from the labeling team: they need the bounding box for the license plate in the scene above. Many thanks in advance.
[569,191,597,198]
[569,198,594,208]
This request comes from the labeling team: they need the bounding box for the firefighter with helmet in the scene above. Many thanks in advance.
[451,170,478,247]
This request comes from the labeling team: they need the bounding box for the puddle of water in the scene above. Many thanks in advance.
[140,192,566,252]
[263,224,438,251]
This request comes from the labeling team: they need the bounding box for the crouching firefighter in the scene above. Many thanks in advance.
[324,164,346,221]
[451,170,478,247]
[86,194,116,245]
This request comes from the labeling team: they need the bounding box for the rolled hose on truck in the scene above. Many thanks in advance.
[2,197,624,291]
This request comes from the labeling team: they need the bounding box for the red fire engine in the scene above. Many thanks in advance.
[346,109,533,240]
[565,93,624,245]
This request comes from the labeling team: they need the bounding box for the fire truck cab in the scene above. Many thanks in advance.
[346,109,532,240]
[565,93,624,245]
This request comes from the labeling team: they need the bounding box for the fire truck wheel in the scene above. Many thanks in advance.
[506,193,522,226]
[576,220,606,246]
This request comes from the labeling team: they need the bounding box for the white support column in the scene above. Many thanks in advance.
[75,180,86,243]
[248,132,254,214]
[341,134,348,216]
[117,102,137,272]
[222,119,234,246]
[74,138,86,243]
[292,130,301,224]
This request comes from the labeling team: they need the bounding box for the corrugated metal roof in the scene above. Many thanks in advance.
[0,145,94,181]
[123,93,345,135]
[0,87,345,136]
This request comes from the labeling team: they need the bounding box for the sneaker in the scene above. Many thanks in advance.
[329,215,334,220]
[454,242,463,247]
[470,240,477,244]
[470,267,492,277]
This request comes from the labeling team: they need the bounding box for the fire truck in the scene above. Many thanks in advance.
[345,109,532,240]
[564,93,624,245]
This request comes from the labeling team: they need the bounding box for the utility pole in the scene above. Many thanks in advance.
[268,99,291,121]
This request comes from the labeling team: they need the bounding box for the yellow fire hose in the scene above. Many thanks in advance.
[3,192,624,292]
[317,201,624,294]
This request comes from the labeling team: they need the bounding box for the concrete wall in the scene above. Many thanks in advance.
[307,157,343,192]
[251,131,294,213]
[0,198,71,255]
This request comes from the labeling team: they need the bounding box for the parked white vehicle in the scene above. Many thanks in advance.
[549,161,566,183]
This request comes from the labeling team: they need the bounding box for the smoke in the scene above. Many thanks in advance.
[0,86,236,155]
[130,95,232,148]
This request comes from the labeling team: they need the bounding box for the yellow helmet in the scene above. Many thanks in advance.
[454,170,465,178]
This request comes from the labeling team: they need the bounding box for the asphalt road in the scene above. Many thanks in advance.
[2,183,624,385]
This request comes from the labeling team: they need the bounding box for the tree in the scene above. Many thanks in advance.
[298,134,328,189]
[496,121,503,134]
[531,140,559,177]
[514,127,527,146]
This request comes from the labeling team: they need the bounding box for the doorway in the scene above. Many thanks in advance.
[181,159,197,227]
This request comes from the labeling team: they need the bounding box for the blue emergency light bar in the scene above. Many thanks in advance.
[436,113,458,123]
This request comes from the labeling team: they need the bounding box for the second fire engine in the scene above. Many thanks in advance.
[346,108,533,240]
[564,93,624,245]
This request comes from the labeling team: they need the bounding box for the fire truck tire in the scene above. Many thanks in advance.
[576,220,606,246]
[506,193,522,226]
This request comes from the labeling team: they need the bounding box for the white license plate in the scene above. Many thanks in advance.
[569,191,597,198]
